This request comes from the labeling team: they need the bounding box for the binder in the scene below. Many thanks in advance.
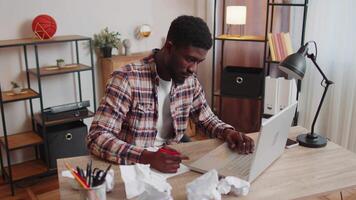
[277,77,290,111]
[264,76,279,115]
[264,77,298,115]
[289,79,297,105]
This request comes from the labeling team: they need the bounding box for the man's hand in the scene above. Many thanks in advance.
[223,129,255,154]
[140,148,189,173]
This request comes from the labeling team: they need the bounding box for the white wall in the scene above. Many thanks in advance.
[0,0,210,165]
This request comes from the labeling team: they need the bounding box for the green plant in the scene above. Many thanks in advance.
[11,81,20,88]
[93,27,121,49]
[56,59,64,63]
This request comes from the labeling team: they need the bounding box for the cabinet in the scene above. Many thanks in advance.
[100,51,149,91]
[0,35,96,195]
[211,0,308,131]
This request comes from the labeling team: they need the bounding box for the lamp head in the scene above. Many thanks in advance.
[279,43,309,80]
[226,6,247,25]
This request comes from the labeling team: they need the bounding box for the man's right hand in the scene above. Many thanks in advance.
[140,149,189,173]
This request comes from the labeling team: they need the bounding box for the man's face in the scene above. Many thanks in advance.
[166,44,208,84]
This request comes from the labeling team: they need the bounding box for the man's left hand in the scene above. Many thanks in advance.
[223,129,255,154]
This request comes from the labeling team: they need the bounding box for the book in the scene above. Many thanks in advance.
[280,33,289,59]
[267,32,294,61]
[272,34,282,61]
[282,32,294,55]
[276,33,286,61]
[267,33,277,61]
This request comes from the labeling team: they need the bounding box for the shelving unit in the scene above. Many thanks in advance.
[211,0,308,129]
[263,0,308,124]
[0,35,96,195]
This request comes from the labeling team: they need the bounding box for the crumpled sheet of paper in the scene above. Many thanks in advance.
[186,169,250,200]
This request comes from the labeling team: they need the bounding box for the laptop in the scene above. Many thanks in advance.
[188,102,297,182]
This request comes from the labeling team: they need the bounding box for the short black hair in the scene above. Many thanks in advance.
[167,15,212,50]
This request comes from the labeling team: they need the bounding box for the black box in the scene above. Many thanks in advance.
[221,66,264,98]
[38,121,88,169]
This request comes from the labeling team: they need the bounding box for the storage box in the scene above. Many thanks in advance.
[38,121,88,169]
[221,66,264,98]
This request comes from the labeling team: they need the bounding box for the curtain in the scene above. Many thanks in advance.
[291,0,356,152]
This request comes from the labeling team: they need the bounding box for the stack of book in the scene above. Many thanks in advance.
[267,32,294,62]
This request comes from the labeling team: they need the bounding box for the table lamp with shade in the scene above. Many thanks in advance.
[279,41,334,148]
[226,6,246,36]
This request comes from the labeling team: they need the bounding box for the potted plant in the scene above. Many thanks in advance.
[93,27,121,58]
[11,81,22,94]
[56,58,65,68]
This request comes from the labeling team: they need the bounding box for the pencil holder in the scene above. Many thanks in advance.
[79,181,106,200]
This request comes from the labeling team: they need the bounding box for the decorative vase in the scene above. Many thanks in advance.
[101,46,112,58]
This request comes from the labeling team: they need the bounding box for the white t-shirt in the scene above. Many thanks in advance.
[154,77,173,147]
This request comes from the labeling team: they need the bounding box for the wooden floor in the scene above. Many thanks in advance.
[1,173,356,200]
[0,174,59,200]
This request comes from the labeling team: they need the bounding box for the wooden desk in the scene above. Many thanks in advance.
[57,126,356,199]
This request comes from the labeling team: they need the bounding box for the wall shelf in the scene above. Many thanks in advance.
[268,3,306,7]
[3,160,48,181]
[0,35,90,48]
[215,35,266,42]
[0,131,43,150]
[265,59,281,64]
[1,88,40,103]
[28,63,92,77]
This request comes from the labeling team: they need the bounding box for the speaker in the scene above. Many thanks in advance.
[38,121,88,169]
[221,66,264,98]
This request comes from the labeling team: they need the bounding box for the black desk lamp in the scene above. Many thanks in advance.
[279,41,334,148]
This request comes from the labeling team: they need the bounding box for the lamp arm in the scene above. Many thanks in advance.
[308,53,333,84]
[307,54,334,136]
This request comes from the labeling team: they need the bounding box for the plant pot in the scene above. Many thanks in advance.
[57,61,65,68]
[12,87,22,94]
[101,46,112,58]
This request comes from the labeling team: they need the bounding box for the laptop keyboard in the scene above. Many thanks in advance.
[225,154,253,178]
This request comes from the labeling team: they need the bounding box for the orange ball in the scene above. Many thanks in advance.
[32,14,57,39]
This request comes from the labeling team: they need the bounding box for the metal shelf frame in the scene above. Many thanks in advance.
[0,35,97,195]
[211,0,309,126]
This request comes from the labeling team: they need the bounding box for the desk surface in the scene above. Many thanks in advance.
[57,126,356,199]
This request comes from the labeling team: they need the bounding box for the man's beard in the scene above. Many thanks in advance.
[170,70,185,85]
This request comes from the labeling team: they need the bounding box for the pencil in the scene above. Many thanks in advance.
[65,163,90,190]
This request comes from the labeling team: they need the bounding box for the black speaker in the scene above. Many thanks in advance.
[221,66,264,98]
[38,121,88,169]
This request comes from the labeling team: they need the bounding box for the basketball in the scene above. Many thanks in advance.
[32,14,57,39]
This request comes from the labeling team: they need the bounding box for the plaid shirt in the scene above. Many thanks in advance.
[87,51,233,164]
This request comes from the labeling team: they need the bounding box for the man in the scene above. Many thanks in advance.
[87,15,254,173]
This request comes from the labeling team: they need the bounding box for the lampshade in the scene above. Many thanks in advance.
[226,6,247,25]
[279,44,308,80]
